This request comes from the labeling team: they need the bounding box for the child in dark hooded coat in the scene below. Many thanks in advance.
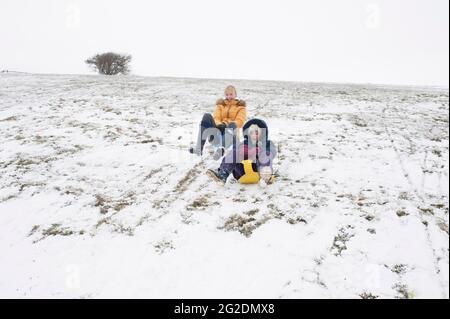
[207,118,277,184]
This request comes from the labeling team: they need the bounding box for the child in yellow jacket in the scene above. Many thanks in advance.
[189,85,247,158]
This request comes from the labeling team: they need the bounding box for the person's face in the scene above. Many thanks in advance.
[249,128,259,144]
[225,90,236,100]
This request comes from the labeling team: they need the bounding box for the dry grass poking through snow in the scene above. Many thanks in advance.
[0,73,448,298]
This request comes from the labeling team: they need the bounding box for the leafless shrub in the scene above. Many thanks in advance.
[85,52,132,75]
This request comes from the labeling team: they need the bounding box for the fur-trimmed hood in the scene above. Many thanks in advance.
[216,98,246,107]
[241,118,276,163]
[243,118,269,141]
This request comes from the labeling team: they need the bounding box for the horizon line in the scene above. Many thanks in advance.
[1,69,448,91]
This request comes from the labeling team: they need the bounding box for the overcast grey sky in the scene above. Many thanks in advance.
[1,0,448,86]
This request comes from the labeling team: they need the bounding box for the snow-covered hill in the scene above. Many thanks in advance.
[0,73,448,298]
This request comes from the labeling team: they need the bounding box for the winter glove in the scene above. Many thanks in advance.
[217,123,227,132]
[260,166,273,182]
[227,122,237,130]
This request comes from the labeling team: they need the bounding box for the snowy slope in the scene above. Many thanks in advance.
[0,73,448,299]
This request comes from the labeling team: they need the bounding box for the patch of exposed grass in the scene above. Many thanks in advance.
[436,220,449,235]
[94,192,135,214]
[186,196,219,211]
[430,203,446,209]
[28,225,40,237]
[32,223,85,243]
[331,226,355,256]
[391,264,407,275]
[140,137,162,144]
[287,216,307,225]
[393,283,414,299]
[0,116,18,121]
[396,210,408,217]
[154,239,174,254]
[112,223,134,236]
[431,149,442,157]
[42,223,76,237]
[95,217,134,236]
[174,164,201,194]
[418,207,434,215]
[398,192,409,200]
[360,292,379,299]
[351,115,368,127]
[94,194,110,214]
[220,214,257,237]
[244,208,259,216]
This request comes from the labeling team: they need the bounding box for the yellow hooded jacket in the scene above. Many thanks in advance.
[213,98,247,128]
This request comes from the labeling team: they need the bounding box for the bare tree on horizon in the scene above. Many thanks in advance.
[85,52,132,75]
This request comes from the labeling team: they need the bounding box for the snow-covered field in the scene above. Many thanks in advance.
[0,73,448,298]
